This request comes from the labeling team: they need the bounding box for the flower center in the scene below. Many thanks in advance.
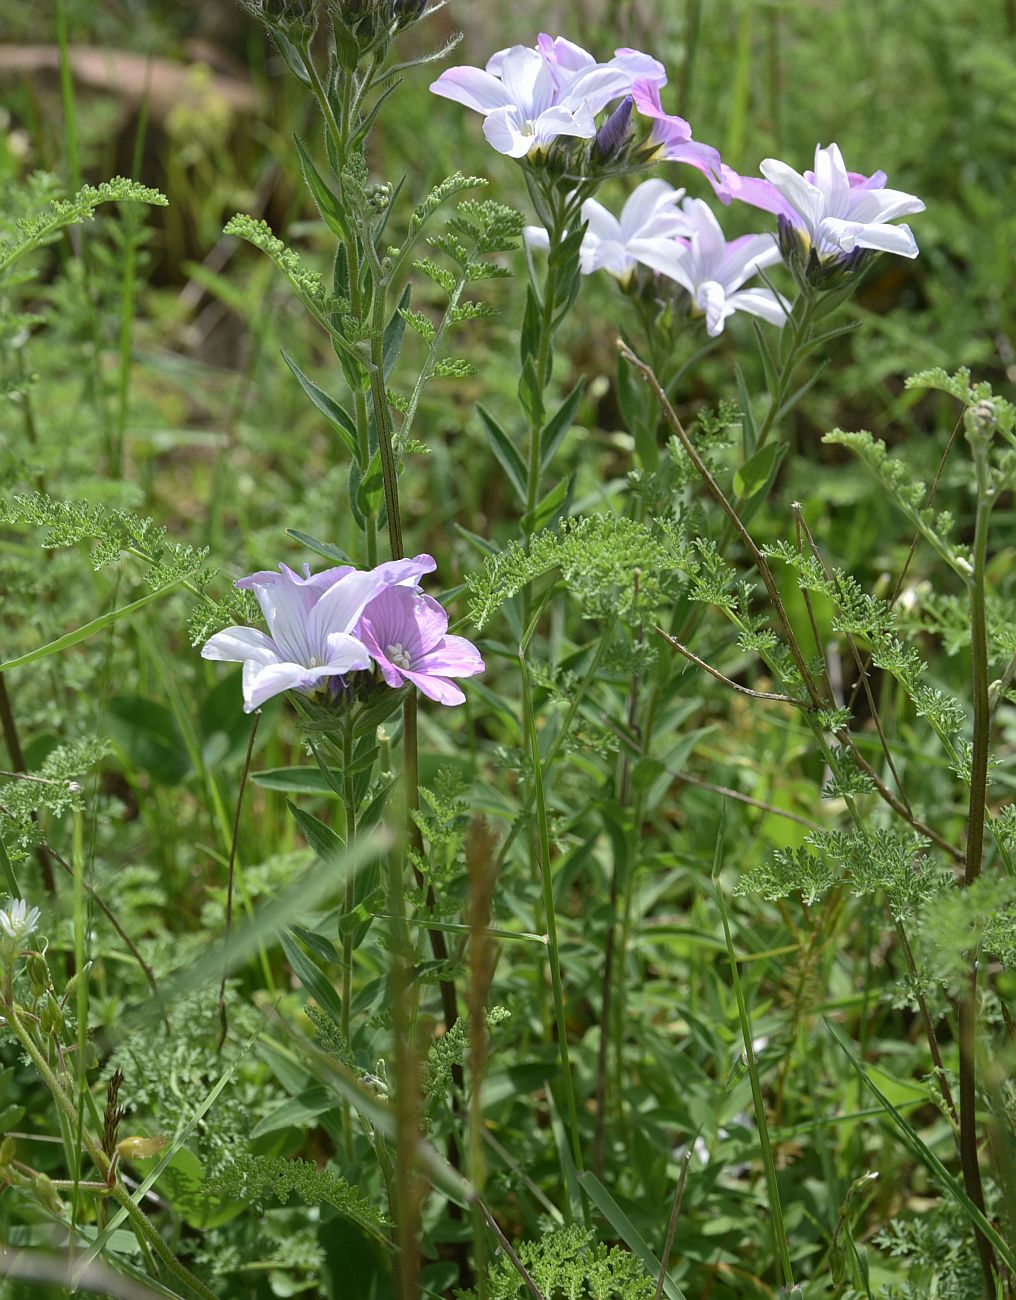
[386,643,412,670]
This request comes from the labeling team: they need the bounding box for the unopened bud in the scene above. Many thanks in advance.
[27,953,49,996]
[0,1135,15,1168]
[594,94,634,163]
[40,991,63,1036]
[64,961,92,1002]
[33,1172,64,1214]
[965,399,999,447]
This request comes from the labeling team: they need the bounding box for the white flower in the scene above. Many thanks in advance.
[630,197,789,336]
[525,179,691,283]
[730,142,926,262]
[0,897,41,946]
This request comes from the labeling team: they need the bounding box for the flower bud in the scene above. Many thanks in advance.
[32,1172,64,1214]
[40,991,63,1036]
[594,95,634,163]
[0,1135,15,1168]
[27,952,50,996]
[964,399,999,448]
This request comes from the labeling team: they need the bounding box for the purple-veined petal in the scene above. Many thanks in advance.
[498,45,550,117]
[401,668,467,707]
[659,138,723,181]
[695,281,733,336]
[559,65,632,115]
[241,573,315,663]
[201,625,278,666]
[759,158,824,230]
[609,47,668,88]
[322,632,373,675]
[306,569,386,654]
[718,232,782,289]
[372,553,437,589]
[414,635,485,680]
[617,179,687,240]
[430,65,514,115]
[537,33,596,76]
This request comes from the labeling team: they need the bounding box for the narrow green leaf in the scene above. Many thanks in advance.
[826,1018,1016,1273]
[252,767,342,797]
[281,351,359,461]
[286,529,354,567]
[477,405,527,503]
[293,134,347,240]
[733,441,781,500]
[280,929,346,1024]
[540,379,585,473]
[288,799,344,860]
[578,1171,687,1300]
[383,284,412,382]
[0,577,186,673]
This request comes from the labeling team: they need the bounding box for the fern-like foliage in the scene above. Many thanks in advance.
[456,1225,656,1300]
[204,1153,390,1242]
[0,492,212,591]
[0,175,167,278]
[468,515,676,630]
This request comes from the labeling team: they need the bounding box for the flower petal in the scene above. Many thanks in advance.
[242,660,310,712]
[305,569,387,653]
[415,635,485,680]
[401,668,467,707]
[482,107,535,157]
[725,287,791,327]
[201,625,278,666]
[429,66,514,115]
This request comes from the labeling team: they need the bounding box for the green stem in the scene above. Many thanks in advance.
[523,234,561,538]
[958,442,997,1295]
[715,882,795,1291]
[519,645,584,1176]
[6,1003,218,1300]
[341,719,356,1162]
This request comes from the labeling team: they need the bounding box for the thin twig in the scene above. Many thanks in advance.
[478,1199,547,1300]
[792,503,913,816]
[657,627,811,709]
[674,772,826,834]
[619,340,824,711]
[655,1151,692,1300]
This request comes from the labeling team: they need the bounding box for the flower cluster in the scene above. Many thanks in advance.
[430,34,721,184]
[527,180,787,336]
[436,33,925,331]
[202,558,484,712]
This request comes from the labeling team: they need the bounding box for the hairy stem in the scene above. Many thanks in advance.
[958,442,997,1294]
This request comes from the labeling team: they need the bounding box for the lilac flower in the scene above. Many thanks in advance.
[526,179,691,283]
[357,586,484,707]
[430,34,666,160]
[631,81,723,185]
[431,43,629,159]
[202,556,435,712]
[629,198,789,336]
[719,143,925,261]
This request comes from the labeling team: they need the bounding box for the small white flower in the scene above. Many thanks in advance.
[0,897,41,945]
